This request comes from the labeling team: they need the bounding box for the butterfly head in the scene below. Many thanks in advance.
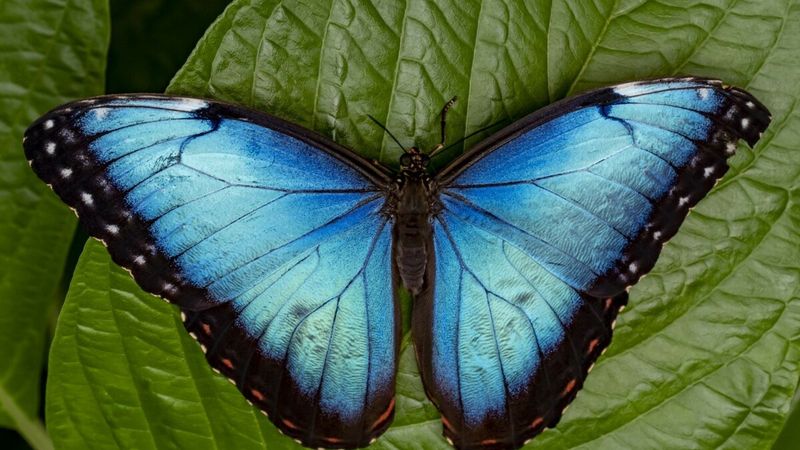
[399,147,431,176]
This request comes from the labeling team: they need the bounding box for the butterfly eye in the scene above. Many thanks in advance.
[400,154,412,166]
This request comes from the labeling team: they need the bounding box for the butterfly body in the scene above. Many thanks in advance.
[391,149,439,294]
[24,78,771,449]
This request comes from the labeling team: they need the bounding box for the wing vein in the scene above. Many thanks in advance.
[503,241,587,396]
[308,219,389,437]
[441,193,603,282]
[198,195,383,289]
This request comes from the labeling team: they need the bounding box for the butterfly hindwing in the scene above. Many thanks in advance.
[24,95,399,448]
[415,78,771,448]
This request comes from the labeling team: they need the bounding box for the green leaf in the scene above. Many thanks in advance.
[49,0,800,449]
[0,0,109,443]
[47,240,295,450]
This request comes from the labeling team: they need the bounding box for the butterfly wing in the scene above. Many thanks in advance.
[416,78,771,448]
[24,96,398,448]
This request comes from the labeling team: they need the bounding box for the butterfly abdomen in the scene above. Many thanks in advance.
[395,215,429,294]
[393,177,434,294]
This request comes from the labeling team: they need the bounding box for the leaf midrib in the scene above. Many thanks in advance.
[564,0,620,96]
[378,0,412,163]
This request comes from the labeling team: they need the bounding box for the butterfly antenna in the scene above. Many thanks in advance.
[367,114,406,153]
[433,119,509,158]
[430,96,458,156]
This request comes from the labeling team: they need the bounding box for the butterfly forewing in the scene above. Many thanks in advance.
[416,78,771,449]
[23,95,399,448]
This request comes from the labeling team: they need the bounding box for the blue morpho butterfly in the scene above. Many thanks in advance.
[24,78,770,449]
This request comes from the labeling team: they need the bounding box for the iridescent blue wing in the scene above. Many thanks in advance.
[418,78,771,448]
[24,96,398,448]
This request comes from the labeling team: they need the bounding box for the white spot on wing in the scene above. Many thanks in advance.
[698,88,710,100]
[653,231,663,241]
[679,196,690,207]
[177,98,207,111]
[60,168,72,178]
[93,108,110,120]
[61,129,76,142]
[628,262,639,274]
[44,119,54,130]
[704,166,715,178]
[80,192,94,206]
[45,142,56,155]
[726,142,737,155]
[741,118,750,129]
[612,81,642,96]
[105,224,119,235]
[133,255,146,266]
[746,101,755,109]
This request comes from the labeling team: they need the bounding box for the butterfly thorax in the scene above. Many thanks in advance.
[393,148,436,295]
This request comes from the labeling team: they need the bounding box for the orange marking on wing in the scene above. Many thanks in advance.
[441,415,454,432]
[604,297,613,312]
[282,418,300,430]
[587,337,601,355]
[369,398,395,430]
[530,417,544,430]
[562,379,577,397]
[221,358,234,369]
[202,323,212,335]
[480,438,499,446]
[250,388,265,402]
[322,436,344,444]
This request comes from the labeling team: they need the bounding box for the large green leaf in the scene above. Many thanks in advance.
[47,0,800,449]
[46,240,292,450]
[0,0,109,444]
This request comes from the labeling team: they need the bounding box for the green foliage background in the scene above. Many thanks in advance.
[0,0,799,449]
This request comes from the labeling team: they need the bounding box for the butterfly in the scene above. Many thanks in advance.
[24,78,770,449]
